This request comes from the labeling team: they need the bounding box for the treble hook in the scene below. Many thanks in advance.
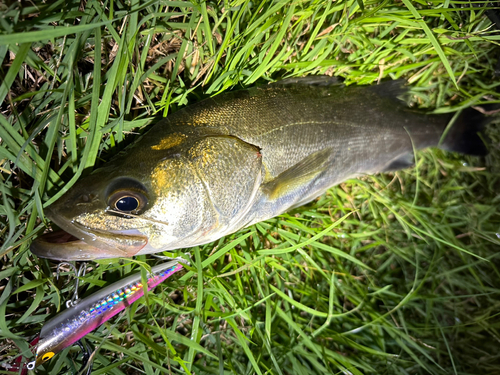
[26,339,94,374]
[56,262,88,308]
[75,339,94,375]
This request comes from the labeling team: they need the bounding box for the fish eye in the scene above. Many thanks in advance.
[41,351,55,362]
[108,190,148,215]
[115,196,139,211]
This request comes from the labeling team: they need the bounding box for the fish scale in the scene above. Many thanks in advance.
[30,77,489,260]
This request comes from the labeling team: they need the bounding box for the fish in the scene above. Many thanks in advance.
[30,77,489,261]
[25,260,183,370]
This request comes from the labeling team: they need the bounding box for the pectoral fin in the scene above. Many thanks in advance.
[262,148,333,200]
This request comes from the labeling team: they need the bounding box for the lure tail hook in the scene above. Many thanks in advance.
[25,339,93,375]
[76,339,94,375]
[56,262,88,308]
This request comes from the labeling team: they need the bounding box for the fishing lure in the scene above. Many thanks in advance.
[26,260,183,371]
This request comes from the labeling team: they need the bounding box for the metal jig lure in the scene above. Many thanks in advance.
[26,259,184,371]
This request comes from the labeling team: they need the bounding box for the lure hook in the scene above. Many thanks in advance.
[25,340,93,374]
[76,339,94,375]
[56,262,88,308]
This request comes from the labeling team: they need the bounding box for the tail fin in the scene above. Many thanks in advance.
[441,107,491,156]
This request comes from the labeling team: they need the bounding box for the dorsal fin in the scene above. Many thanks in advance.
[367,79,408,103]
[270,76,343,87]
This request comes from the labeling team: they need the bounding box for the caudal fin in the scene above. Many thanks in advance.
[441,107,491,156]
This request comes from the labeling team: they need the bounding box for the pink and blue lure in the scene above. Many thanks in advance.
[25,260,184,371]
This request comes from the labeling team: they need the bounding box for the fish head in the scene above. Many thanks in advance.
[30,142,217,260]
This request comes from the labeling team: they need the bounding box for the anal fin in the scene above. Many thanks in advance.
[381,153,414,172]
[262,148,333,200]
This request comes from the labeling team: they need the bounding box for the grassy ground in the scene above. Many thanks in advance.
[1,0,500,374]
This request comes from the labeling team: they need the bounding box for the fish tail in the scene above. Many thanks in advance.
[440,107,492,156]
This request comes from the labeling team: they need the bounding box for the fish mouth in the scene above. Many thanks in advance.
[30,215,148,261]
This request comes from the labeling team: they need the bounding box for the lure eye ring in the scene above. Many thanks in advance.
[108,190,148,215]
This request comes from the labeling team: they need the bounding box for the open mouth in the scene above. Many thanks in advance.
[35,230,80,244]
[30,224,149,261]
[30,229,107,261]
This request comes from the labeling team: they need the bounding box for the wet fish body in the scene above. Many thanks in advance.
[30,77,488,260]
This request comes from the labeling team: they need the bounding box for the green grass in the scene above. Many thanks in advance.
[1,0,500,374]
